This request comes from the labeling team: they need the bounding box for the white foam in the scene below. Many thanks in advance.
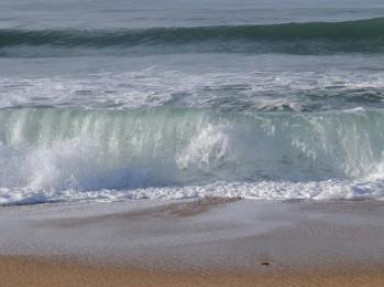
[1,69,384,111]
[176,124,231,171]
[1,179,384,206]
[0,107,384,205]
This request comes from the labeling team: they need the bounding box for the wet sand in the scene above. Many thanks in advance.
[1,199,384,286]
[2,256,384,287]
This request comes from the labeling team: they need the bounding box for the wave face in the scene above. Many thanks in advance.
[1,18,384,56]
[1,107,384,205]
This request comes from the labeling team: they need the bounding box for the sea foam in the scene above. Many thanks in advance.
[0,107,384,205]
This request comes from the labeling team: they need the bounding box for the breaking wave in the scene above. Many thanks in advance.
[1,107,384,204]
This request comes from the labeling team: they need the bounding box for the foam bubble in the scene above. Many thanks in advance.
[1,179,383,206]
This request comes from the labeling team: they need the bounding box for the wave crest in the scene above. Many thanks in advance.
[1,107,384,204]
[1,18,384,56]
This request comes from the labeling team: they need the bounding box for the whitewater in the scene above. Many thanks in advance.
[1,0,384,205]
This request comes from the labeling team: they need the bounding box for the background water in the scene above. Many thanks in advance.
[1,0,384,205]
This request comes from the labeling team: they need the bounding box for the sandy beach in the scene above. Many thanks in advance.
[1,255,384,287]
[1,199,384,286]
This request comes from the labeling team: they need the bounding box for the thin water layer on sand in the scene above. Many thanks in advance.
[1,199,383,271]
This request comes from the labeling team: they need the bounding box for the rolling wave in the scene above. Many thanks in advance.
[1,18,384,56]
[1,106,384,204]
[1,107,384,189]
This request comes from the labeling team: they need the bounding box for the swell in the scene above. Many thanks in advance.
[1,18,384,56]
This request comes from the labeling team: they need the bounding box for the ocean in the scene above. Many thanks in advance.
[1,0,384,205]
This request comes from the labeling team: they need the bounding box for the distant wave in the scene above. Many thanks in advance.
[1,18,384,56]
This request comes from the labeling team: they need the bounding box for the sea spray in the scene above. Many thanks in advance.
[0,107,384,204]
